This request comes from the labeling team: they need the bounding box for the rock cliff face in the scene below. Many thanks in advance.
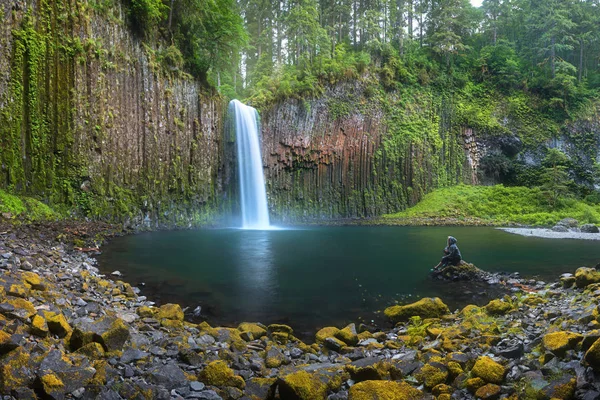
[0,0,233,226]
[260,82,473,221]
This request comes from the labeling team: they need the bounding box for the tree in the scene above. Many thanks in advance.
[539,148,572,208]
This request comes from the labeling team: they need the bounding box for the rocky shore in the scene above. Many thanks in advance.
[2,222,600,399]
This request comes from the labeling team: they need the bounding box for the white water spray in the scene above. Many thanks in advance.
[229,100,270,229]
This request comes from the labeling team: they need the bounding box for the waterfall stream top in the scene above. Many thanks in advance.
[229,100,271,230]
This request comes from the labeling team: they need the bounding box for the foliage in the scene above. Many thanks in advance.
[128,0,166,34]
[538,149,573,208]
[0,189,58,222]
[382,184,600,226]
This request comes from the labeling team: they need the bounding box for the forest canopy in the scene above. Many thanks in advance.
[126,0,600,111]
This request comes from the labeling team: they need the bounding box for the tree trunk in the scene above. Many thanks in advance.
[550,36,556,79]
[578,38,583,83]
[168,0,175,32]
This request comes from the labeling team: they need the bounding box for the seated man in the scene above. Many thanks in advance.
[433,236,462,271]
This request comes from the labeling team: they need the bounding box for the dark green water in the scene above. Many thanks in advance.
[97,226,599,336]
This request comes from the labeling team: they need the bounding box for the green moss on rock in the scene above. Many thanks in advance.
[199,360,245,389]
[277,370,328,400]
[315,327,339,344]
[238,322,267,339]
[484,299,512,316]
[384,297,450,324]
[348,380,424,400]
[542,331,583,357]
[157,303,184,321]
[471,357,506,384]
[575,267,600,288]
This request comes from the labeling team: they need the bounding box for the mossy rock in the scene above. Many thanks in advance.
[575,267,600,288]
[40,373,65,398]
[137,306,155,318]
[475,383,501,399]
[160,318,184,329]
[30,314,49,337]
[348,380,424,400]
[75,342,105,358]
[21,272,45,290]
[277,370,328,400]
[384,297,450,323]
[199,360,245,389]
[157,303,184,321]
[45,312,72,338]
[471,357,506,384]
[584,337,600,370]
[69,316,130,352]
[7,284,29,298]
[0,348,32,392]
[272,331,289,344]
[542,331,583,357]
[0,331,19,355]
[346,360,391,382]
[268,324,293,335]
[7,298,36,319]
[484,299,512,316]
[335,323,358,346]
[465,377,486,394]
[315,327,339,344]
[432,383,453,397]
[0,286,4,302]
[414,362,448,389]
[238,322,267,339]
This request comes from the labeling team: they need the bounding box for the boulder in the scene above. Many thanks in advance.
[475,383,501,400]
[277,370,328,400]
[69,316,130,352]
[584,338,600,370]
[157,303,184,321]
[21,271,45,290]
[238,322,267,339]
[198,360,245,389]
[580,224,600,233]
[45,312,72,338]
[575,267,600,288]
[542,331,583,357]
[315,327,339,344]
[557,218,579,228]
[384,297,450,323]
[335,323,358,346]
[484,299,512,316]
[348,380,424,400]
[552,225,569,232]
[471,357,506,384]
[414,362,448,389]
[268,324,293,335]
[30,314,49,337]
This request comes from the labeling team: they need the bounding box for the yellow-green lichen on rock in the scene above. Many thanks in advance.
[199,360,245,389]
[44,312,72,337]
[157,303,184,321]
[384,297,450,324]
[30,314,49,337]
[575,267,600,288]
[268,324,293,335]
[40,373,64,396]
[316,327,339,344]
[414,362,448,389]
[75,342,105,358]
[542,331,583,357]
[348,380,424,400]
[471,356,506,384]
[584,338,600,370]
[475,383,501,399]
[238,322,267,339]
[335,324,359,346]
[21,271,45,290]
[484,299,512,316]
[7,298,36,319]
[136,306,155,318]
[277,370,328,400]
[7,284,29,298]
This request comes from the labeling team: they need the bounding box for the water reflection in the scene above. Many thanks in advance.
[235,230,275,317]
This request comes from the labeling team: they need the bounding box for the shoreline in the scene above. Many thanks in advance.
[2,220,600,399]
[499,227,600,240]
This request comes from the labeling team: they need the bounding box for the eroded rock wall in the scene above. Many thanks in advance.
[261,83,473,221]
[0,0,232,226]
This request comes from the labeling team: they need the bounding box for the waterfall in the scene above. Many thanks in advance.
[229,100,271,229]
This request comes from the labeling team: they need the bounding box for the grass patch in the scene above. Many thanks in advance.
[0,189,58,222]
[381,185,600,227]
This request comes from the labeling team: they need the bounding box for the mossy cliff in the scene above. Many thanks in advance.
[0,0,233,227]
[259,79,600,222]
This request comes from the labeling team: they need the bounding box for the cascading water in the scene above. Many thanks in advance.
[229,100,271,229]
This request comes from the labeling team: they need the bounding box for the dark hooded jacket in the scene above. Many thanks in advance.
[441,236,461,266]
